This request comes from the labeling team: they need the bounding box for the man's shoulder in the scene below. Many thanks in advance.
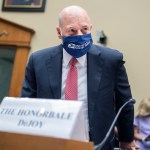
[31,44,62,58]
[93,44,121,55]
[92,44,123,60]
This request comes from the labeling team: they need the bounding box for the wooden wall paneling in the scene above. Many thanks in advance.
[0,17,35,98]
[9,47,29,96]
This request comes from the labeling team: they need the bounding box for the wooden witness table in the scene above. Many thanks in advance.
[0,131,94,150]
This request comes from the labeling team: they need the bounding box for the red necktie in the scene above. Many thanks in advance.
[65,58,78,100]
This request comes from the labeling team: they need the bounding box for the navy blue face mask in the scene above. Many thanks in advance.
[62,33,93,58]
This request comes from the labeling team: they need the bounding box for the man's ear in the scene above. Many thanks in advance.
[90,24,92,30]
[56,27,62,39]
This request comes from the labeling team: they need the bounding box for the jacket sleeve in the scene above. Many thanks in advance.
[20,54,37,98]
[114,53,134,142]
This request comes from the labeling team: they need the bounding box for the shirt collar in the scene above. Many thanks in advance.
[63,49,86,67]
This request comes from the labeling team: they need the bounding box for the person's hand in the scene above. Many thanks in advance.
[120,140,140,150]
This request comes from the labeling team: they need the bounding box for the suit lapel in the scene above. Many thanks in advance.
[87,45,104,125]
[46,45,63,99]
[45,44,104,123]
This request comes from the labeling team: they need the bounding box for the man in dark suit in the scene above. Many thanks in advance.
[21,5,138,150]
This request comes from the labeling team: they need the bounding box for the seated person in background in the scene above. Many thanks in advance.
[134,98,150,150]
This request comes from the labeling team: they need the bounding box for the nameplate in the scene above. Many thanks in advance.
[0,97,89,141]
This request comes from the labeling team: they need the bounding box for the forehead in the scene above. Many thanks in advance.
[60,12,90,29]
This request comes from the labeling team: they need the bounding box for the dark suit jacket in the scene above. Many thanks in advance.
[21,44,134,150]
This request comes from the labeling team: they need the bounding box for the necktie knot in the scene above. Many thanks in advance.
[70,58,77,66]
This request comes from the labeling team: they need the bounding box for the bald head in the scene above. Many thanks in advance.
[58,5,91,28]
[56,5,92,39]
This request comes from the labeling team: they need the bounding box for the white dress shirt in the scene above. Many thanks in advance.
[61,49,89,130]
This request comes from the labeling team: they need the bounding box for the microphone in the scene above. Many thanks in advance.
[94,98,136,150]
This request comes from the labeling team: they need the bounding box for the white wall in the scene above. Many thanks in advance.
[1,0,150,111]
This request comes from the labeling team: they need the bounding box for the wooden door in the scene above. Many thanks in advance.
[0,17,35,102]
